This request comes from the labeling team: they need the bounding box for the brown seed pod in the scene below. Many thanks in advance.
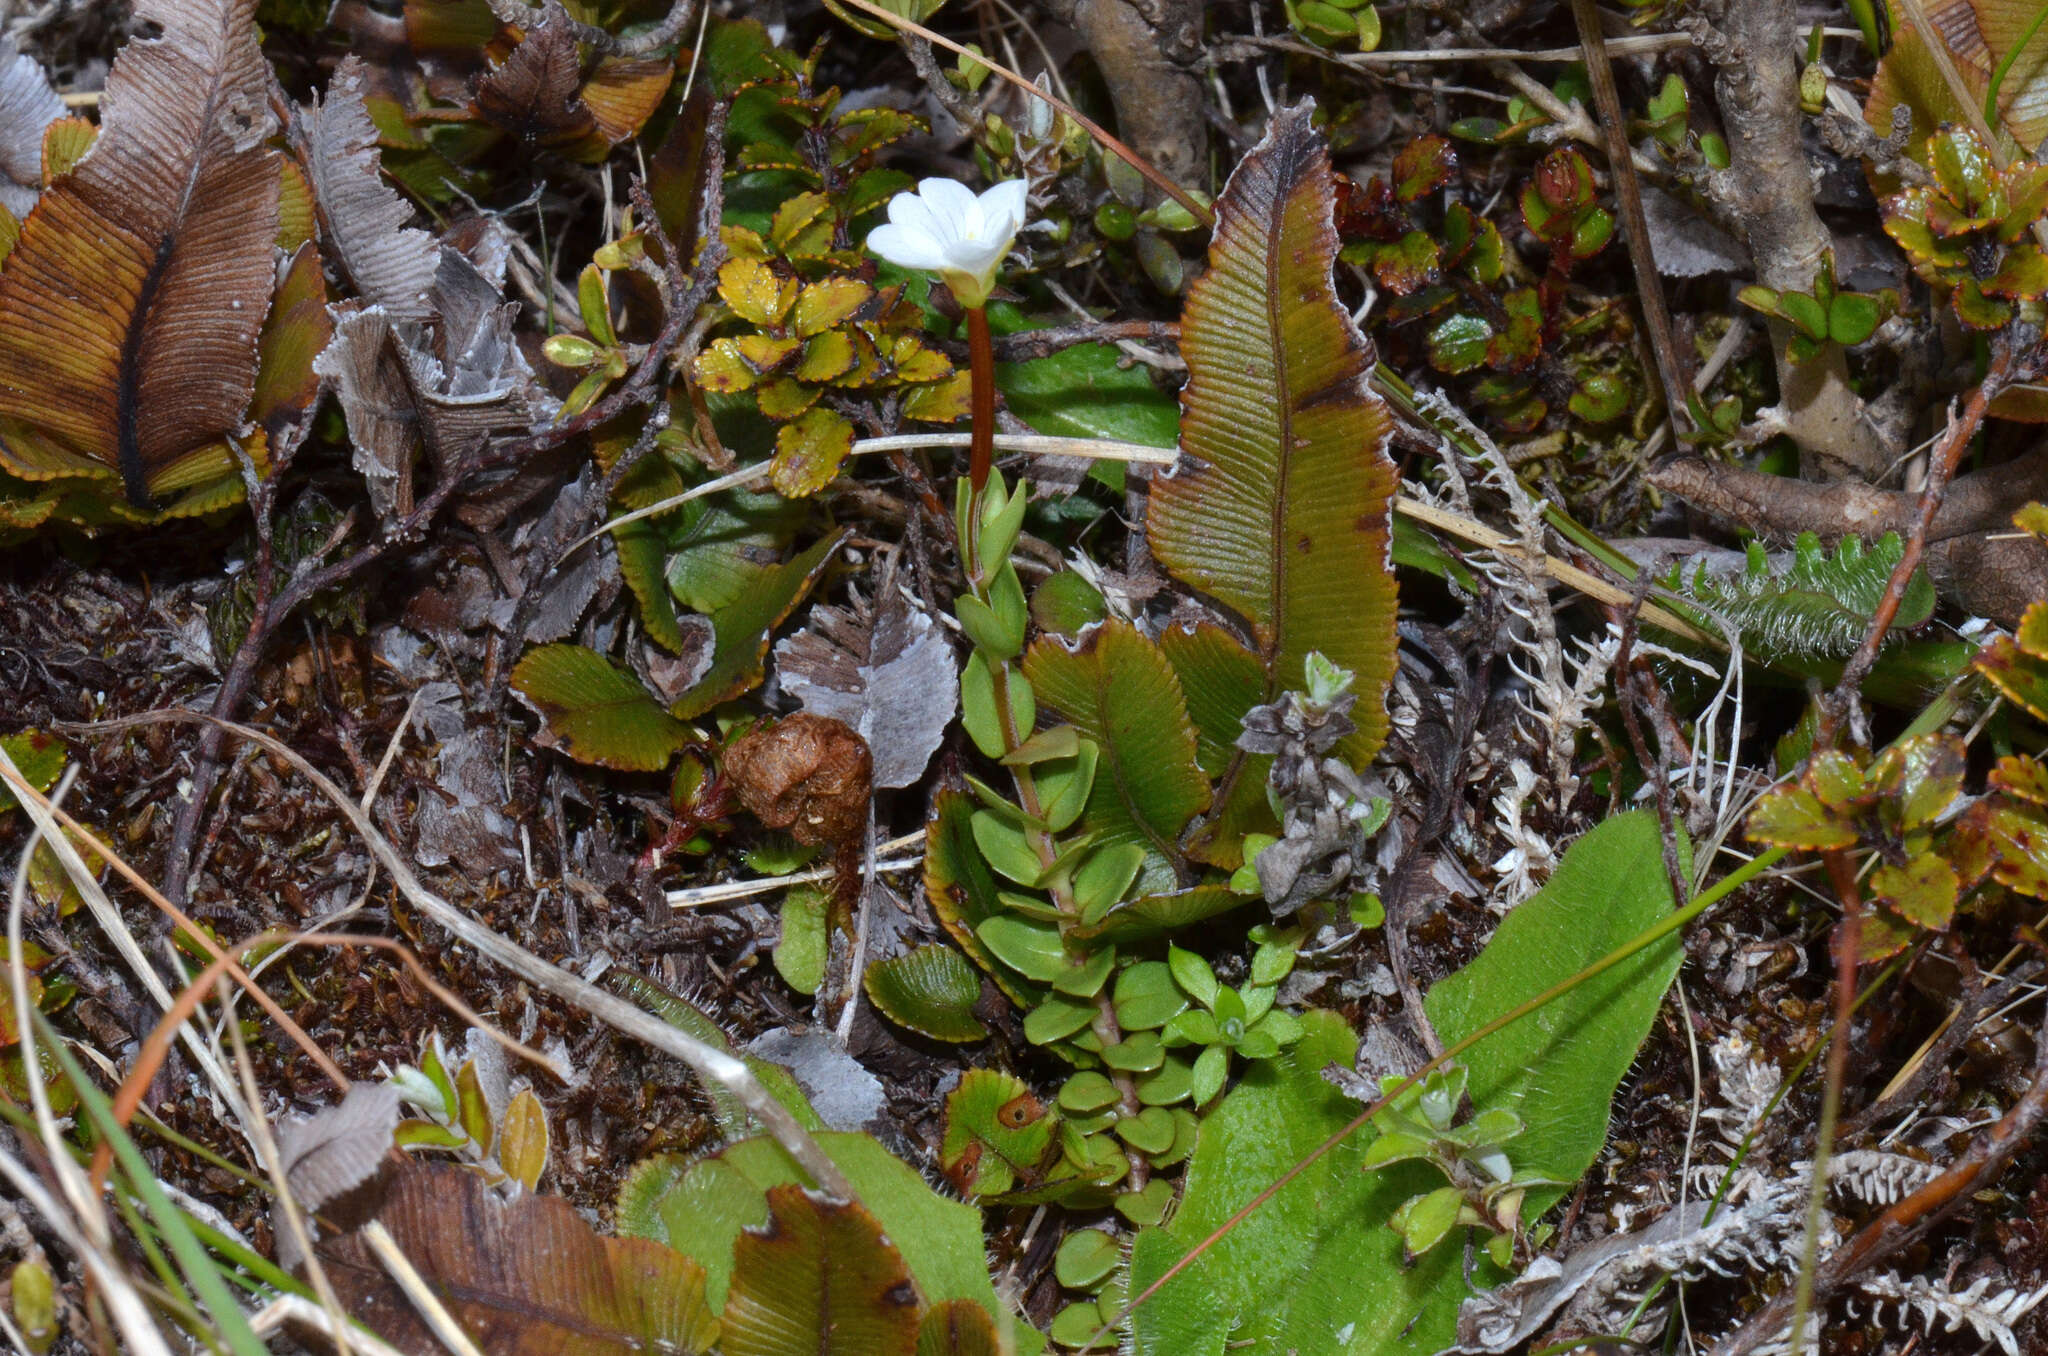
[721,713,873,849]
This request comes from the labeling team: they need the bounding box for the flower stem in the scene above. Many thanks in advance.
[966,304,995,494]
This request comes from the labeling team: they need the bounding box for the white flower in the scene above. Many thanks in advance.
[866,177,1028,307]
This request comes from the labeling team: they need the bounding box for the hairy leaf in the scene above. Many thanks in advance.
[1147,101,1399,769]
[1664,531,1936,664]
[321,1162,720,1355]
[0,0,280,507]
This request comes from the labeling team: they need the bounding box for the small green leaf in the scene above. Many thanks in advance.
[1113,961,1186,1031]
[511,645,690,772]
[1058,1072,1121,1114]
[864,945,987,1042]
[775,885,829,996]
[1055,1228,1121,1290]
[1189,1044,1229,1106]
[1167,945,1219,1009]
[971,810,1046,886]
[977,914,1068,981]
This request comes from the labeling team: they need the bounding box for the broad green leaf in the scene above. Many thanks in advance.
[672,530,845,718]
[990,302,1179,449]
[1148,102,1399,768]
[864,944,988,1042]
[1125,1011,1477,1356]
[1425,809,1689,1203]
[510,644,690,772]
[617,1131,1040,1352]
[1023,622,1209,891]
[721,1184,919,1356]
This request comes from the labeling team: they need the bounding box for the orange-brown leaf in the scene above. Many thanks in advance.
[320,1162,720,1356]
[0,0,280,506]
[721,1184,921,1356]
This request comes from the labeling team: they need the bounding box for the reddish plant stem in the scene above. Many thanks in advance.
[1820,332,2029,744]
[966,304,995,494]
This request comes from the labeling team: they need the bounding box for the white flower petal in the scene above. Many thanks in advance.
[866,221,951,273]
[917,176,980,224]
[886,191,950,246]
[977,179,1029,236]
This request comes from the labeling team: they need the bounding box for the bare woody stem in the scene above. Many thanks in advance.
[966,304,995,494]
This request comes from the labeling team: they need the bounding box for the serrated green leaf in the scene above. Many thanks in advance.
[865,945,987,1042]
[511,645,689,772]
[1023,622,1209,892]
[672,530,845,717]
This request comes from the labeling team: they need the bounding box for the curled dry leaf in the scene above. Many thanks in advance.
[0,0,281,507]
[319,1160,719,1356]
[723,712,872,849]
[300,54,439,320]
[775,586,956,790]
[273,1081,399,1272]
[0,39,62,221]
[473,9,596,147]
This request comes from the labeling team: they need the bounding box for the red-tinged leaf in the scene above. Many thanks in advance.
[1873,733,1966,831]
[320,1162,720,1356]
[511,643,691,772]
[1985,244,2048,299]
[1871,852,1959,930]
[1369,231,1440,295]
[770,405,855,497]
[1747,785,1859,851]
[1148,102,1399,769]
[1974,801,2048,899]
[579,55,675,148]
[0,730,64,814]
[1857,909,1917,963]
[473,13,595,146]
[300,55,440,319]
[1806,748,1874,813]
[722,1184,920,1356]
[1023,622,1209,890]
[2016,597,2048,659]
[0,0,281,507]
[1991,754,2048,807]
[1391,134,1457,202]
[1976,631,2048,721]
